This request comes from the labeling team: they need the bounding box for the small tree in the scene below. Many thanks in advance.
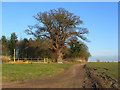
[1,36,9,56]
[26,8,89,62]
[68,39,91,61]
[9,32,18,57]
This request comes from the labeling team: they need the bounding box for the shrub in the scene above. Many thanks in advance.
[2,56,10,63]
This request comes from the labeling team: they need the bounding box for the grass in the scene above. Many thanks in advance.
[86,62,118,80]
[2,63,77,83]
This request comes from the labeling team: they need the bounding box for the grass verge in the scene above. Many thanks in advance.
[2,63,77,83]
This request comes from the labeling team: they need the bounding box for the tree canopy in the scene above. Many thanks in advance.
[26,8,89,62]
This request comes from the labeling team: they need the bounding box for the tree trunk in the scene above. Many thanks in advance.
[54,49,63,63]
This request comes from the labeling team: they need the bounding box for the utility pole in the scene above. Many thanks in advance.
[14,49,15,62]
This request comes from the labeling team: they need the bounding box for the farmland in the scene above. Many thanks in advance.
[2,62,119,88]
[2,63,77,83]
[85,62,119,88]
[86,62,118,80]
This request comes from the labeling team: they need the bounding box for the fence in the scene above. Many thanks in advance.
[10,58,49,63]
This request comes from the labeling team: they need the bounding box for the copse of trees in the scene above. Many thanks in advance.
[17,38,52,59]
[1,32,91,62]
[1,33,18,57]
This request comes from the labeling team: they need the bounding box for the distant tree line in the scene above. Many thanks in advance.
[1,32,91,61]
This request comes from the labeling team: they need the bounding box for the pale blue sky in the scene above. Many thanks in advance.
[2,2,118,61]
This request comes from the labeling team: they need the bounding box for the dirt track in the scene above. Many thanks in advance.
[2,63,93,88]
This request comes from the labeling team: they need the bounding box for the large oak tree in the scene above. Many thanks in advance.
[26,8,89,62]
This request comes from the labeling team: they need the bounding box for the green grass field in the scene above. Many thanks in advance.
[86,62,118,80]
[2,63,77,83]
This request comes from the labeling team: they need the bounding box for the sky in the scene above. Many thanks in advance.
[2,2,118,62]
[1,0,120,2]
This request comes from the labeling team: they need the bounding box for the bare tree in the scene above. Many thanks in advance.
[25,8,89,62]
